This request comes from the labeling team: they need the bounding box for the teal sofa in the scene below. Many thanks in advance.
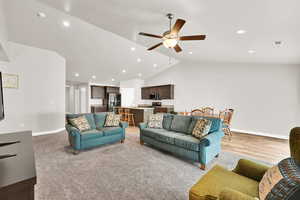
[139,114,224,170]
[66,113,128,154]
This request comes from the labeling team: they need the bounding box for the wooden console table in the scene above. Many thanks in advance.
[0,131,36,200]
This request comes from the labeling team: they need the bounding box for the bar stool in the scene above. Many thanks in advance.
[117,108,125,121]
[124,108,135,127]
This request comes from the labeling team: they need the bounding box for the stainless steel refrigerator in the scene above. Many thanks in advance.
[107,93,121,112]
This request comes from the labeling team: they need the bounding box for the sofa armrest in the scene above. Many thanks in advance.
[232,159,270,181]
[139,122,147,130]
[200,131,225,146]
[219,188,257,200]
[65,124,81,150]
[66,124,81,137]
[119,121,129,128]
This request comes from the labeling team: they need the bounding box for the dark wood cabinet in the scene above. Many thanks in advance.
[141,84,174,100]
[91,106,107,113]
[91,86,105,99]
[105,86,119,94]
[154,107,174,114]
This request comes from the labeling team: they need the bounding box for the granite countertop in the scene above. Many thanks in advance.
[114,106,154,110]
[91,104,105,107]
[138,104,174,108]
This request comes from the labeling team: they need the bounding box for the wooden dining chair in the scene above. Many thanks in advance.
[219,109,234,139]
[202,107,214,116]
[191,109,205,116]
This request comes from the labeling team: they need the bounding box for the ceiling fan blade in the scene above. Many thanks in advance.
[139,32,162,39]
[180,35,206,41]
[147,42,163,51]
[171,19,186,34]
[174,44,182,53]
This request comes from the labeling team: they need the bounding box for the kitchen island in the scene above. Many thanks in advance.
[114,107,154,124]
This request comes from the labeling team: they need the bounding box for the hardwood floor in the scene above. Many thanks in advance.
[127,127,290,164]
[222,132,289,164]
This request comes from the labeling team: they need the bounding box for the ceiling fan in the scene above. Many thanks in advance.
[139,13,206,53]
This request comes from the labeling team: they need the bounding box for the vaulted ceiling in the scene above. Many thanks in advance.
[3,0,300,82]
[4,0,178,83]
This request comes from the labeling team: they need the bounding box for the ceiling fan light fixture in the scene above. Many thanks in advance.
[163,38,178,48]
[139,14,206,53]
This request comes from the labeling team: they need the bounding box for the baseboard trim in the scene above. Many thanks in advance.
[231,128,289,140]
[33,128,65,136]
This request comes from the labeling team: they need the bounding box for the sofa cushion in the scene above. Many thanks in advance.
[174,134,201,151]
[141,128,158,138]
[80,129,104,140]
[69,116,91,131]
[170,115,192,134]
[148,114,164,129]
[67,113,96,130]
[259,158,300,200]
[94,113,107,129]
[141,128,176,145]
[188,116,221,134]
[163,114,174,130]
[189,165,259,200]
[154,131,176,145]
[192,119,212,139]
[104,113,121,127]
[100,127,123,136]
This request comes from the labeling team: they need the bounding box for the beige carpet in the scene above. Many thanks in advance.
[32,130,267,200]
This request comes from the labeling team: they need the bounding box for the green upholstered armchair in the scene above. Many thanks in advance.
[189,159,268,200]
[290,127,300,164]
[189,127,300,200]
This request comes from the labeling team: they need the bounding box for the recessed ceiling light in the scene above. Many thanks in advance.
[131,47,136,51]
[274,41,282,46]
[111,78,115,81]
[236,29,247,34]
[122,69,126,73]
[137,58,142,62]
[62,20,70,27]
[64,3,71,12]
[153,64,157,68]
[189,51,193,54]
[92,75,96,79]
[138,73,142,77]
[37,12,46,18]
[74,73,79,77]
[248,50,256,54]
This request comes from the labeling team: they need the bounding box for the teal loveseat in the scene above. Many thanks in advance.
[139,114,224,170]
[66,113,128,154]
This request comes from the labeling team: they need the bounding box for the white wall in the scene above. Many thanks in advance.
[0,0,9,61]
[0,42,65,135]
[66,82,89,114]
[120,79,144,107]
[145,61,300,138]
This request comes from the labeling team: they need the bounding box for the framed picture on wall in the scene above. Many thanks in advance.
[3,73,19,89]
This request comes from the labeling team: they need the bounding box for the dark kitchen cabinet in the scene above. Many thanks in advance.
[141,84,174,100]
[91,106,107,113]
[154,107,174,114]
[105,86,119,94]
[91,86,105,99]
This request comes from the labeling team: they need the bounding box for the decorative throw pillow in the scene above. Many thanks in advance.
[148,114,164,129]
[104,113,121,127]
[259,158,300,200]
[192,119,212,139]
[69,116,91,131]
